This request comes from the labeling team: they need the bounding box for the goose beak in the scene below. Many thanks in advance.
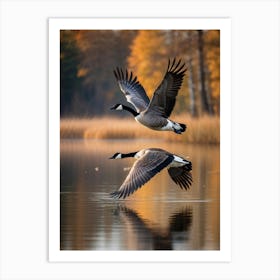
[109,156,114,159]
[110,106,115,110]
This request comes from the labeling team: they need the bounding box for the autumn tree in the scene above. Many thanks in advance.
[165,30,220,117]
[60,29,220,117]
[197,30,213,115]
[60,30,83,116]
[166,30,198,116]
[128,30,168,98]
[204,30,220,114]
[76,30,136,115]
[128,30,202,116]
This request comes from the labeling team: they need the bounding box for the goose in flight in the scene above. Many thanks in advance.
[111,58,187,134]
[109,148,192,199]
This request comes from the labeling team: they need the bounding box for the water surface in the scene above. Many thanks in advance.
[60,139,220,250]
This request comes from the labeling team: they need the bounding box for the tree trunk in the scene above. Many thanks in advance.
[187,56,197,117]
[205,66,214,115]
[197,30,211,114]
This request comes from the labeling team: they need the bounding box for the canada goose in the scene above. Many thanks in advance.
[109,148,192,199]
[111,58,187,134]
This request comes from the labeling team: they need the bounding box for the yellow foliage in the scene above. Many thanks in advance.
[128,30,168,97]
[204,30,220,113]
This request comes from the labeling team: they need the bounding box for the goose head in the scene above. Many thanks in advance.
[109,152,122,159]
[109,151,138,159]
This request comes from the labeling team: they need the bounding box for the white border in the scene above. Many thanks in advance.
[49,18,231,262]
[1,1,279,279]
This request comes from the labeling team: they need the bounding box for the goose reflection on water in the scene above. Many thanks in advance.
[115,204,193,250]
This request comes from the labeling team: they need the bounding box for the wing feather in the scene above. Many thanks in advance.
[168,164,192,190]
[114,67,150,113]
[147,58,187,117]
[111,151,173,199]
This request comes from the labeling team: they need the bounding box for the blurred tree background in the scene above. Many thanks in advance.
[60,29,220,117]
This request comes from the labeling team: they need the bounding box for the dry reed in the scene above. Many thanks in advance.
[60,115,220,144]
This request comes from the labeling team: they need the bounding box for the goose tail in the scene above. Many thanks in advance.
[179,123,186,132]
[173,123,187,134]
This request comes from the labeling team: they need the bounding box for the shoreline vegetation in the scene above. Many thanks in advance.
[60,115,220,144]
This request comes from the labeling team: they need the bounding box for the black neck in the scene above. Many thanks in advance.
[122,152,137,158]
[122,105,139,117]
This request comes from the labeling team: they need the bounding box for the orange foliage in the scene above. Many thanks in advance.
[128,30,168,97]
[204,30,220,114]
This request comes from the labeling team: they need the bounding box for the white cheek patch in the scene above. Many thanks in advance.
[116,105,123,110]
[115,153,122,159]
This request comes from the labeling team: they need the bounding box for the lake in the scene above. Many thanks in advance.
[60,139,220,250]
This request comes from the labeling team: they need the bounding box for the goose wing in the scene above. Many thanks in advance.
[147,58,187,117]
[111,150,173,199]
[168,165,192,190]
[113,67,150,113]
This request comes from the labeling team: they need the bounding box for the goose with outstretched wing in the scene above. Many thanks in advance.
[109,148,192,199]
[111,58,187,134]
